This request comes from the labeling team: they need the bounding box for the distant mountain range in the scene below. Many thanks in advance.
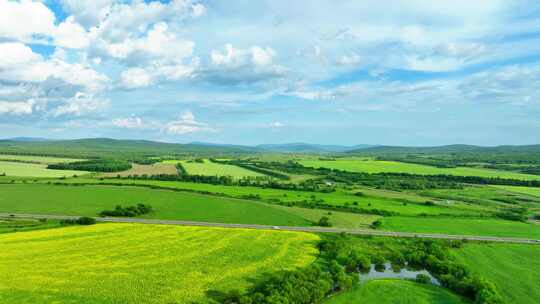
[254,143,375,153]
[346,144,540,154]
[6,137,54,142]
[1,137,538,157]
[190,142,376,153]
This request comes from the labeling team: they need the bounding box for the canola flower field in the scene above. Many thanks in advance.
[0,223,319,304]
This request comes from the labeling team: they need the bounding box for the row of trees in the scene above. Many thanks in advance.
[48,159,132,172]
[210,159,291,180]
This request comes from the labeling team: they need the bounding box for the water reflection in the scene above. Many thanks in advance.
[359,263,440,286]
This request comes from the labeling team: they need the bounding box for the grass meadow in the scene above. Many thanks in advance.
[299,159,540,180]
[48,178,490,217]
[451,243,540,304]
[0,161,88,177]
[102,163,178,177]
[163,159,264,178]
[0,224,319,304]
[324,279,466,304]
[0,184,310,226]
[381,216,540,239]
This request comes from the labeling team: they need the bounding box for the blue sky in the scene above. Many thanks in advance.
[0,0,539,146]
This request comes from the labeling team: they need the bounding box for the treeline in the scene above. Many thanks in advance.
[116,173,335,193]
[485,164,540,176]
[244,161,464,190]
[131,158,160,165]
[271,198,399,216]
[48,159,132,172]
[319,168,540,189]
[99,204,153,217]
[373,150,540,166]
[210,159,290,180]
[377,155,461,168]
[219,235,359,303]
[401,239,503,303]
[253,160,540,188]
[220,235,503,304]
[248,160,318,176]
[495,207,528,222]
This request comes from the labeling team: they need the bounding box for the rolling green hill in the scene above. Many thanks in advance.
[0,138,256,158]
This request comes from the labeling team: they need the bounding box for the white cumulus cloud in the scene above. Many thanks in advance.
[0,100,34,115]
[164,110,215,134]
[112,116,145,129]
[0,0,56,41]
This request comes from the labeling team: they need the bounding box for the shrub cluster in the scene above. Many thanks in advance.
[317,216,332,227]
[495,207,528,222]
[99,204,153,217]
[60,217,96,225]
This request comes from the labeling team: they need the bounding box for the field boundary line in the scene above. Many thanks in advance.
[1,212,539,244]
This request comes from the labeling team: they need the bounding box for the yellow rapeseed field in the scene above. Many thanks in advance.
[0,223,319,303]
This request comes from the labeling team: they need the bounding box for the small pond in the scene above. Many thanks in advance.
[359,263,440,286]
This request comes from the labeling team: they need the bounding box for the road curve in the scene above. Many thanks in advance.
[2,212,539,245]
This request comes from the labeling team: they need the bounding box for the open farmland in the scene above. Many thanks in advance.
[451,243,540,304]
[0,223,319,304]
[325,279,466,304]
[168,159,265,178]
[0,161,89,178]
[102,163,178,177]
[0,184,310,226]
[48,178,492,217]
[0,154,84,164]
[299,159,540,180]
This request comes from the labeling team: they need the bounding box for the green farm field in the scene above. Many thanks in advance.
[0,161,89,177]
[0,223,319,304]
[0,154,83,164]
[0,184,309,226]
[421,186,540,209]
[102,163,178,177]
[381,216,540,239]
[452,243,540,304]
[492,185,540,198]
[164,159,264,178]
[48,178,491,217]
[325,279,466,304]
[300,159,540,180]
[271,205,380,228]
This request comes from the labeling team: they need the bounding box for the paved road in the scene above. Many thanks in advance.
[2,212,539,244]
